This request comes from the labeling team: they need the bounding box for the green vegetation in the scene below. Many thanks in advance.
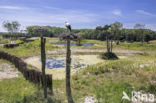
[2,21,21,34]
[1,18,156,103]
[0,60,60,103]
[1,22,156,44]
[117,42,156,51]
[0,36,9,44]
[0,38,59,58]
[0,77,36,103]
[0,76,61,103]
[70,56,156,102]
[99,52,118,60]
[0,37,156,103]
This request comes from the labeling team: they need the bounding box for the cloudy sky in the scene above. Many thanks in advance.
[0,0,156,31]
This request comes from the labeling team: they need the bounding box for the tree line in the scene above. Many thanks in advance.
[1,21,156,43]
[79,22,156,43]
[25,22,156,43]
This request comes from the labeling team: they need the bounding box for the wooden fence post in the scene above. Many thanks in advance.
[41,36,47,98]
[66,36,74,103]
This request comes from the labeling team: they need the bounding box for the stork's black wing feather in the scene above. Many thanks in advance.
[67,25,71,32]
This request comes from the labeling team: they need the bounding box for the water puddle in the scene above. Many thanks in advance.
[46,57,88,71]
[25,55,103,79]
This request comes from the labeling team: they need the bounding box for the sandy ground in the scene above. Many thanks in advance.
[24,55,127,80]
[25,47,139,80]
[24,55,104,79]
[0,62,19,82]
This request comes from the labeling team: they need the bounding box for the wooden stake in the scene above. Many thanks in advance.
[66,35,74,103]
[41,37,47,98]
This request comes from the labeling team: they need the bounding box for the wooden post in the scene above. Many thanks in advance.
[66,36,74,103]
[41,36,47,98]
[47,74,54,96]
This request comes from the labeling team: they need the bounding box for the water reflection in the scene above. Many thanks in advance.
[45,58,87,70]
[46,58,65,69]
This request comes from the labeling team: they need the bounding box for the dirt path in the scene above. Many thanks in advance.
[0,62,18,81]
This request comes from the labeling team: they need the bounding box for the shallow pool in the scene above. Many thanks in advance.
[25,55,104,79]
[46,58,65,69]
[45,58,88,70]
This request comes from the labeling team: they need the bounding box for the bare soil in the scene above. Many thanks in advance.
[0,62,18,81]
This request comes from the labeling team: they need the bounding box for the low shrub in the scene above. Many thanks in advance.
[99,52,118,60]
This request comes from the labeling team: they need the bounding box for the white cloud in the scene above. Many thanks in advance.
[43,6,61,10]
[112,9,122,16]
[121,23,156,31]
[146,24,156,31]
[0,5,25,10]
[2,10,98,24]
[0,5,156,31]
[0,5,99,31]
[136,10,156,17]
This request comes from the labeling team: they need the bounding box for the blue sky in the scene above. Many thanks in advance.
[0,0,156,31]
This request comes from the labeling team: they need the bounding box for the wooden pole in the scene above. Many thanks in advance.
[41,36,47,98]
[66,33,74,103]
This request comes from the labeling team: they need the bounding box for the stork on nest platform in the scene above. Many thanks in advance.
[59,22,78,40]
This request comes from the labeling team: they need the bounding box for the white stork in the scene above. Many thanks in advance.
[65,21,71,32]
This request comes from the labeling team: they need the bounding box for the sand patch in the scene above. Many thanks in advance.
[24,55,104,79]
[24,55,127,80]
[0,63,18,81]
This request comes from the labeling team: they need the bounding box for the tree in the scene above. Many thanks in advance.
[95,26,106,40]
[144,30,151,43]
[26,26,53,37]
[99,25,118,60]
[103,25,111,53]
[134,24,145,44]
[134,24,145,29]
[76,32,85,46]
[95,25,114,52]
[110,21,123,45]
[3,21,21,34]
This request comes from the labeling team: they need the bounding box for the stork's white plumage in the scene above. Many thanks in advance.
[65,22,70,26]
[65,21,71,32]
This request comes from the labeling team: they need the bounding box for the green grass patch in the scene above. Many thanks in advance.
[0,60,60,103]
[117,42,156,51]
[0,77,37,103]
[0,76,61,103]
[93,81,132,103]
[70,55,156,102]
[0,39,59,58]
[0,36,9,44]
